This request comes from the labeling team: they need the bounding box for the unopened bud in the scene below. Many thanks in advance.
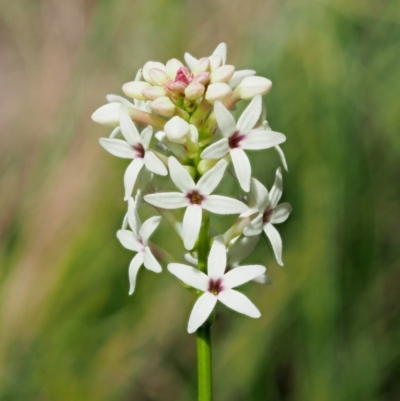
[208,54,223,71]
[205,83,232,104]
[234,76,272,99]
[142,86,167,100]
[210,65,235,84]
[122,81,151,100]
[192,72,210,86]
[151,96,176,117]
[148,68,169,86]
[197,159,218,175]
[228,70,256,88]
[191,57,210,74]
[142,61,166,84]
[166,58,184,80]
[164,116,190,144]
[185,82,205,101]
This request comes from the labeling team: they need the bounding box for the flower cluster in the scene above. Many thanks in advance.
[92,43,291,333]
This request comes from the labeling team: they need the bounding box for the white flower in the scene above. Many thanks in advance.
[144,157,247,250]
[168,236,265,333]
[162,116,198,144]
[99,107,167,200]
[201,95,286,192]
[117,198,163,294]
[244,169,292,266]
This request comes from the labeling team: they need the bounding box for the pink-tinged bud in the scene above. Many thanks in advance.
[142,86,167,100]
[164,116,190,144]
[166,58,184,79]
[122,81,151,100]
[210,65,235,84]
[148,68,169,86]
[151,96,176,117]
[234,76,272,99]
[192,72,210,86]
[205,83,232,104]
[142,61,166,84]
[185,82,205,100]
[191,57,210,74]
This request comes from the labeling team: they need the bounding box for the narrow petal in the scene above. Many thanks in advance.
[119,107,141,145]
[228,236,259,265]
[228,70,256,88]
[243,214,263,236]
[269,168,283,208]
[264,223,283,266]
[197,159,228,195]
[218,289,260,318]
[167,263,209,291]
[242,130,286,151]
[128,253,144,295]
[275,145,288,171]
[140,216,161,244]
[143,151,168,175]
[168,157,196,193]
[203,195,247,214]
[144,192,188,209]
[109,126,121,139]
[184,52,198,71]
[207,236,227,278]
[116,230,142,252]
[188,292,218,334]
[143,247,162,272]
[237,95,262,133]
[230,148,251,192]
[183,205,202,250]
[140,126,153,149]
[224,265,266,288]
[213,101,237,138]
[127,197,141,236]
[200,139,229,160]
[251,178,269,211]
[99,138,135,159]
[271,203,292,224]
[124,159,144,201]
[212,42,227,64]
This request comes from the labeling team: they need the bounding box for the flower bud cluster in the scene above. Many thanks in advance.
[92,43,292,333]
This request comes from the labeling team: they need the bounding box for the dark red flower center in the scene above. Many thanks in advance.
[132,143,145,158]
[208,278,223,295]
[228,130,246,149]
[263,208,273,223]
[187,189,204,205]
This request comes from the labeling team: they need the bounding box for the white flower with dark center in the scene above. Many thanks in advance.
[99,107,167,200]
[117,198,163,294]
[201,95,286,192]
[144,157,247,250]
[244,169,292,266]
[168,236,265,333]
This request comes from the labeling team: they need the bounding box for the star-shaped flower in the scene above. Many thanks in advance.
[144,157,247,251]
[200,95,286,192]
[244,168,292,266]
[168,236,266,333]
[99,107,167,200]
[117,197,163,294]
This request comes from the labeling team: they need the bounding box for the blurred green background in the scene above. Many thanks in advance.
[1,0,400,400]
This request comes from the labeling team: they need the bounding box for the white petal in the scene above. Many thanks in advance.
[200,138,230,160]
[119,107,141,145]
[91,102,121,127]
[183,252,198,266]
[140,126,153,149]
[212,42,227,65]
[143,246,162,272]
[144,192,188,209]
[243,214,263,236]
[228,236,259,265]
[116,230,142,252]
[242,130,286,150]
[202,195,247,214]
[142,61,166,84]
[106,94,135,107]
[140,216,161,243]
[168,157,196,193]
[207,236,227,278]
[269,168,283,208]
[251,178,269,211]
[230,148,251,192]
[127,197,141,236]
[99,138,135,159]
[183,205,202,250]
[184,52,198,71]
[213,101,236,138]
[224,265,266,288]
[188,292,218,334]
[197,159,228,195]
[128,253,144,295]
[109,127,121,139]
[275,145,288,171]
[228,70,256,88]
[124,159,144,201]
[264,223,283,266]
[121,212,129,229]
[164,116,189,143]
[237,95,262,133]
[271,203,292,224]
[218,289,260,318]
[167,263,208,291]
[143,151,168,175]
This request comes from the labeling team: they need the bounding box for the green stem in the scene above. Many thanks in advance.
[196,212,212,401]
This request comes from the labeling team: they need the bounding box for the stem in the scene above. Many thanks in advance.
[196,212,212,401]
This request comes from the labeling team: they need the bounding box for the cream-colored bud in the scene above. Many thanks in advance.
[151,96,175,117]
[166,58,184,79]
[208,54,223,71]
[192,72,210,86]
[148,68,169,86]
[205,83,232,104]
[210,65,235,84]
[142,86,167,100]
[234,76,272,99]
[191,57,210,74]
[185,82,205,101]
[142,61,166,84]
[164,116,190,144]
[122,81,151,100]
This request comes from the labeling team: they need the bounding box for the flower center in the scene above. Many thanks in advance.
[262,208,273,223]
[175,67,192,85]
[165,67,193,95]
[132,143,145,158]
[187,190,204,205]
[228,130,246,149]
[208,278,223,295]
